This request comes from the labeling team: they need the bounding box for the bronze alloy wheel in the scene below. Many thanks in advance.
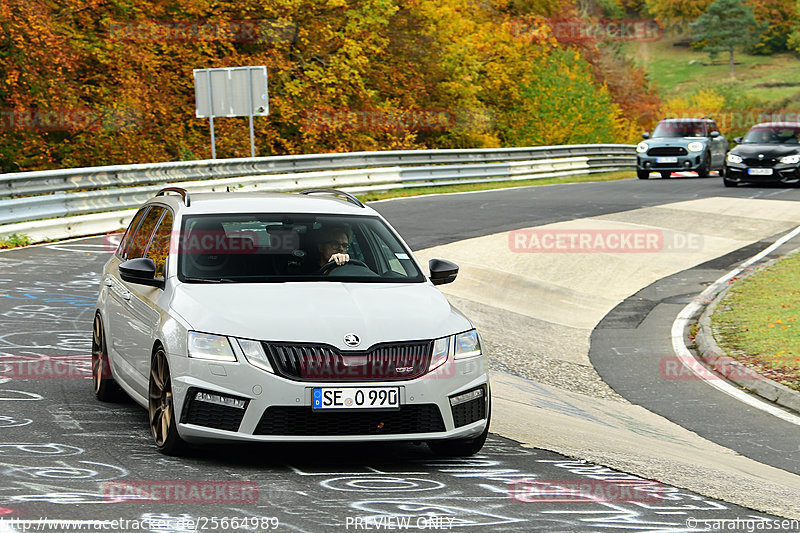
[148,348,184,454]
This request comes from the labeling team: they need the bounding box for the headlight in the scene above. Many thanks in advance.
[726,153,743,164]
[687,142,704,152]
[187,331,236,362]
[237,338,273,373]
[780,154,800,164]
[454,330,482,360]
[428,337,450,372]
[636,142,648,153]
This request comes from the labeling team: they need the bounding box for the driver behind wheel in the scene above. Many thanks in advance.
[317,225,351,269]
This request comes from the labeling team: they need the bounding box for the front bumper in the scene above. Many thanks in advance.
[168,351,490,443]
[724,164,800,183]
[637,154,706,173]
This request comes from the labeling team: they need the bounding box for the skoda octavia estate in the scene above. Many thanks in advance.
[93,188,490,456]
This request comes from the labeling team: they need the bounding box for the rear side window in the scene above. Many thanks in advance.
[126,206,166,260]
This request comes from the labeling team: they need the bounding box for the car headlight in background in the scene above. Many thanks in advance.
[780,154,800,164]
[636,142,649,153]
[188,331,237,362]
[238,338,273,373]
[687,142,704,152]
[726,153,743,164]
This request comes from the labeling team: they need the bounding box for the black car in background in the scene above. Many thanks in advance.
[636,118,728,179]
[723,122,800,187]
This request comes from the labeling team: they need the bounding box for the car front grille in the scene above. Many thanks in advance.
[262,341,433,382]
[253,405,445,435]
[647,147,687,156]
[743,158,778,168]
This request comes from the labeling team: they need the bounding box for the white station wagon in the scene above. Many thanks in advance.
[93,188,490,455]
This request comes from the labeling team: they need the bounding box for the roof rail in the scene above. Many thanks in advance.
[156,187,190,207]
[300,188,365,208]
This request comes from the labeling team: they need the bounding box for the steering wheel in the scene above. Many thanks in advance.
[318,259,369,276]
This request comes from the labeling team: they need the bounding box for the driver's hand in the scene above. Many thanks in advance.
[329,253,349,266]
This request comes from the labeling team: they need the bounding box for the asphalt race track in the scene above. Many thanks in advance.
[1,176,799,532]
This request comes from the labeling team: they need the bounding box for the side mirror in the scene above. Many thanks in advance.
[710,131,720,138]
[733,136,743,144]
[429,258,458,286]
[642,132,650,139]
[119,258,164,289]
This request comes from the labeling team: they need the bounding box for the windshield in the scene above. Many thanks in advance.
[178,213,425,283]
[652,121,707,138]
[741,125,800,144]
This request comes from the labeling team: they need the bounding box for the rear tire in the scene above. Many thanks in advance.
[636,169,650,180]
[92,314,124,402]
[149,347,186,455]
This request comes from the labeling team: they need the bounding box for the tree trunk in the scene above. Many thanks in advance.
[729,47,735,78]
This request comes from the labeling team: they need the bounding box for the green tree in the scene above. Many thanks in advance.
[690,0,766,77]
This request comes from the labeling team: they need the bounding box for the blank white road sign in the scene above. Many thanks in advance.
[194,66,268,118]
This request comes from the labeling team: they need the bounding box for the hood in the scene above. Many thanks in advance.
[170,281,472,349]
[730,143,799,158]
[647,137,709,147]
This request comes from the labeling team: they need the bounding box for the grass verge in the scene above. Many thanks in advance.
[356,170,634,202]
[712,253,800,391]
[0,233,32,250]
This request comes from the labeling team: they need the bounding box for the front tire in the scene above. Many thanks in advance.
[149,347,185,455]
[637,168,650,180]
[92,314,123,402]
[697,154,711,178]
[660,171,671,179]
[723,177,737,187]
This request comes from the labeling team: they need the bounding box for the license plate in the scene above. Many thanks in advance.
[312,387,400,410]
[656,157,678,163]
[748,168,773,176]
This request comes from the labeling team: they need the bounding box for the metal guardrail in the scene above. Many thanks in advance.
[0,144,635,240]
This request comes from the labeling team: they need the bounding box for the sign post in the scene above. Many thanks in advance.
[193,66,269,159]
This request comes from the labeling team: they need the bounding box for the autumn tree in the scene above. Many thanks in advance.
[690,0,766,77]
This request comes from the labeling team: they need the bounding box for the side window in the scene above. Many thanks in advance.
[710,121,720,134]
[117,208,149,259]
[126,206,166,260]
[145,210,173,278]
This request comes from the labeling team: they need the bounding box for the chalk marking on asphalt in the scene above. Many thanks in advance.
[671,224,800,427]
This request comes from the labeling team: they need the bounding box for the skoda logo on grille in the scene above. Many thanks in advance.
[343,334,361,347]
[758,153,765,160]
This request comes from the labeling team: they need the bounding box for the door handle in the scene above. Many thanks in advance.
[104,279,113,287]
[121,291,131,301]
